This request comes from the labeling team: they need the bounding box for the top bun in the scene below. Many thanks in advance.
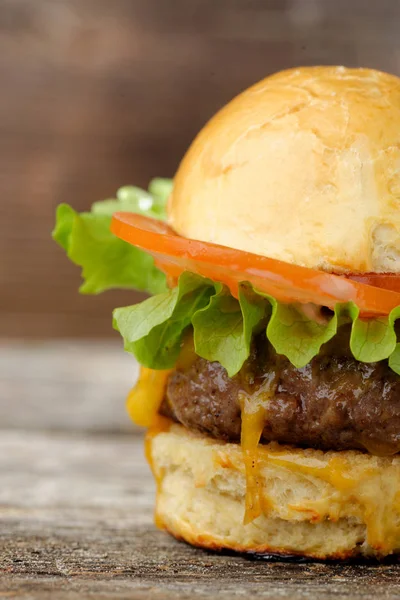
[168,66,400,273]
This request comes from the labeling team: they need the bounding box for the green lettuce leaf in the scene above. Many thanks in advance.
[91,178,172,221]
[113,273,213,369]
[389,344,400,375]
[52,179,172,295]
[114,276,400,377]
[192,285,268,377]
[349,305,400,362]
[264,298,338,368]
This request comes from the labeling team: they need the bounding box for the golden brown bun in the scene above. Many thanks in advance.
[148,421,400,559]
[169,66,400,273]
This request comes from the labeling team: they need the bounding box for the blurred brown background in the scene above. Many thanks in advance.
[2,0,400,339]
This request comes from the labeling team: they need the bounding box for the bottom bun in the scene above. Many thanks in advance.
[147,420,400,559]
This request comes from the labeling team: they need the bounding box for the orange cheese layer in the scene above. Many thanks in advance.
[126,367,172,427]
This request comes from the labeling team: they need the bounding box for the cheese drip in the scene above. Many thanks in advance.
[240,371,277,524]
[126,333,196,428]
[126,367,172,427]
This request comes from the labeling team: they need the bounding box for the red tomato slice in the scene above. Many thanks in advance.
[111,213,400,316]
[344,273,400,294]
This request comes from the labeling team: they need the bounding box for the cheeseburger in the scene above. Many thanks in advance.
[54,66,400,559]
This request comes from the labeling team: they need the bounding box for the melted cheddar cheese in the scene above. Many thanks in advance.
[126,367,171,427]
[256,449,400,553]
[126,333,196,427]
[239,371,277,524]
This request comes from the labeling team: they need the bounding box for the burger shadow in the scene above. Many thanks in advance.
[200,546,400,566]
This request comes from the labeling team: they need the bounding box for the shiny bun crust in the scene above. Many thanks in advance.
[148,422,400,559]
[169,66,400,273]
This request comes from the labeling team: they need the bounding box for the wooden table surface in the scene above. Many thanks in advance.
[2,343,400,599]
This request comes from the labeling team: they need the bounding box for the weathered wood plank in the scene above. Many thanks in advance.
[1,430,400,599]
[0,341,138,432]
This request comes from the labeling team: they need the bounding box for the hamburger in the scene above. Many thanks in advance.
[54,66,400,559]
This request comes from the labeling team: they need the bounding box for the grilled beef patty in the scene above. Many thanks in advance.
[161,328,400,455]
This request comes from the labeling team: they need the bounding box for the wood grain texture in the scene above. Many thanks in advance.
[0,341,138,432]
[2,0,400,338]
[2,429,400,600]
